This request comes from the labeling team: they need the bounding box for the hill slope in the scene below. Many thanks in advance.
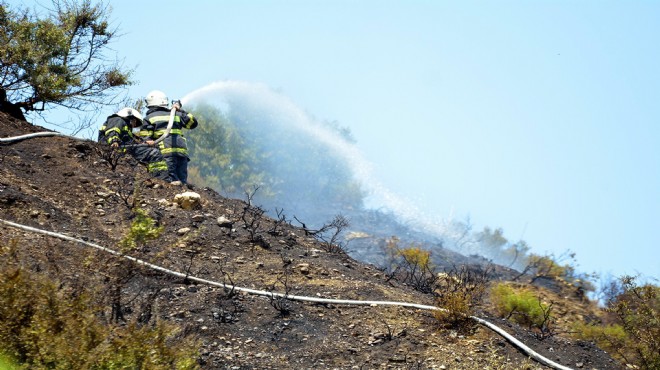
[0,112,621,369]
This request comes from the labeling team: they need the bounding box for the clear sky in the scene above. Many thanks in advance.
[18,0,659,281]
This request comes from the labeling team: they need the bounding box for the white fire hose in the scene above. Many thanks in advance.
[0,218,574,370]
[0,131,73,144]
[151,106,177,145]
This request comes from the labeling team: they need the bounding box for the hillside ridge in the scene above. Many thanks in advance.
[0,112,621,369]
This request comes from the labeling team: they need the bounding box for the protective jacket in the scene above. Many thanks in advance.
[98,114,170,180]
[142,107,198,158]
[98,115,137,146]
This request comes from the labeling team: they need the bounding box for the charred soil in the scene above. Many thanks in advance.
[0,112,622,369]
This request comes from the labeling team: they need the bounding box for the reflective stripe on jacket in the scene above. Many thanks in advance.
[143,107,198,157]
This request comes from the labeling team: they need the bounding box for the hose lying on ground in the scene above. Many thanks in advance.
[0,218,574,370]
[0,131,72,144]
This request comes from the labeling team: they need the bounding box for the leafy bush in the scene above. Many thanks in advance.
[434,266,491,332]
[574,276,659,369]
[490,283,552,330]
[571,322,627,360]
[0,241,199,369]
[382,238,438,294]
[119,208,163,252]
[398,246,431,269]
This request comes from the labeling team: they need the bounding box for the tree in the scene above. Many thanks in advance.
[0,0,132,123]
[186,103,268,195]
[474,227,530,269]
[573,276,659,369]
[605,276,659,369]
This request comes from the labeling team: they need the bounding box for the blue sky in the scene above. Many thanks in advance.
[19,0,659,280]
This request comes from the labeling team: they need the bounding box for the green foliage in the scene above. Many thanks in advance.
[0,0,132,115]
[186,103,267,195]
[382,237,438,294]
[0,355,19,369]
[398,246,432,271]
[434,290,472,330]
[525,254,569,281]
[0,242,199,369]
[118,208,163,252]
[512,251,595,298]
[382,238,484,327]
[92,323,199,370]
[597,276,659,369]
[434,266,490,332]
[383,237,433,272]
[476,227,530,269]
[571,322,628,362]
[490,283,552,329]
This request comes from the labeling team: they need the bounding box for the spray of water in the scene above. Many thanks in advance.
[184,81,442,224]
[178,81,524,267]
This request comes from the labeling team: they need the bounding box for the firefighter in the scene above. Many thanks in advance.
[98,107,170,181]
[142,90,198,186]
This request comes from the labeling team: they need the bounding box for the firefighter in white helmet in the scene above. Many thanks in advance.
[141,90,199,186]
[98,107,171,181]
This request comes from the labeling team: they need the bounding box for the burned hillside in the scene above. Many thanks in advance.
[0,112,622,369]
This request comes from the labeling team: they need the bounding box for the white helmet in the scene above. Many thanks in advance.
[145,90,168,107]
[116,107,143,121]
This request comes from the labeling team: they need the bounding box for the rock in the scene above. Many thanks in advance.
[192,214,205,222]
[388,356,406,363]
[171,311,186,318]
[174,191,201,210]
[177,227,191,235]
[217,216,233,228]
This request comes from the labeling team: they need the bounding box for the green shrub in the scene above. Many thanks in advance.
[434,290,473,330]
[0,242,199,369]
[119,208,163,252]
[0,355,19,369]
[571,322,627,356]
[490,283,552,329]
[434,266,491,332]
[574,276,659,370]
